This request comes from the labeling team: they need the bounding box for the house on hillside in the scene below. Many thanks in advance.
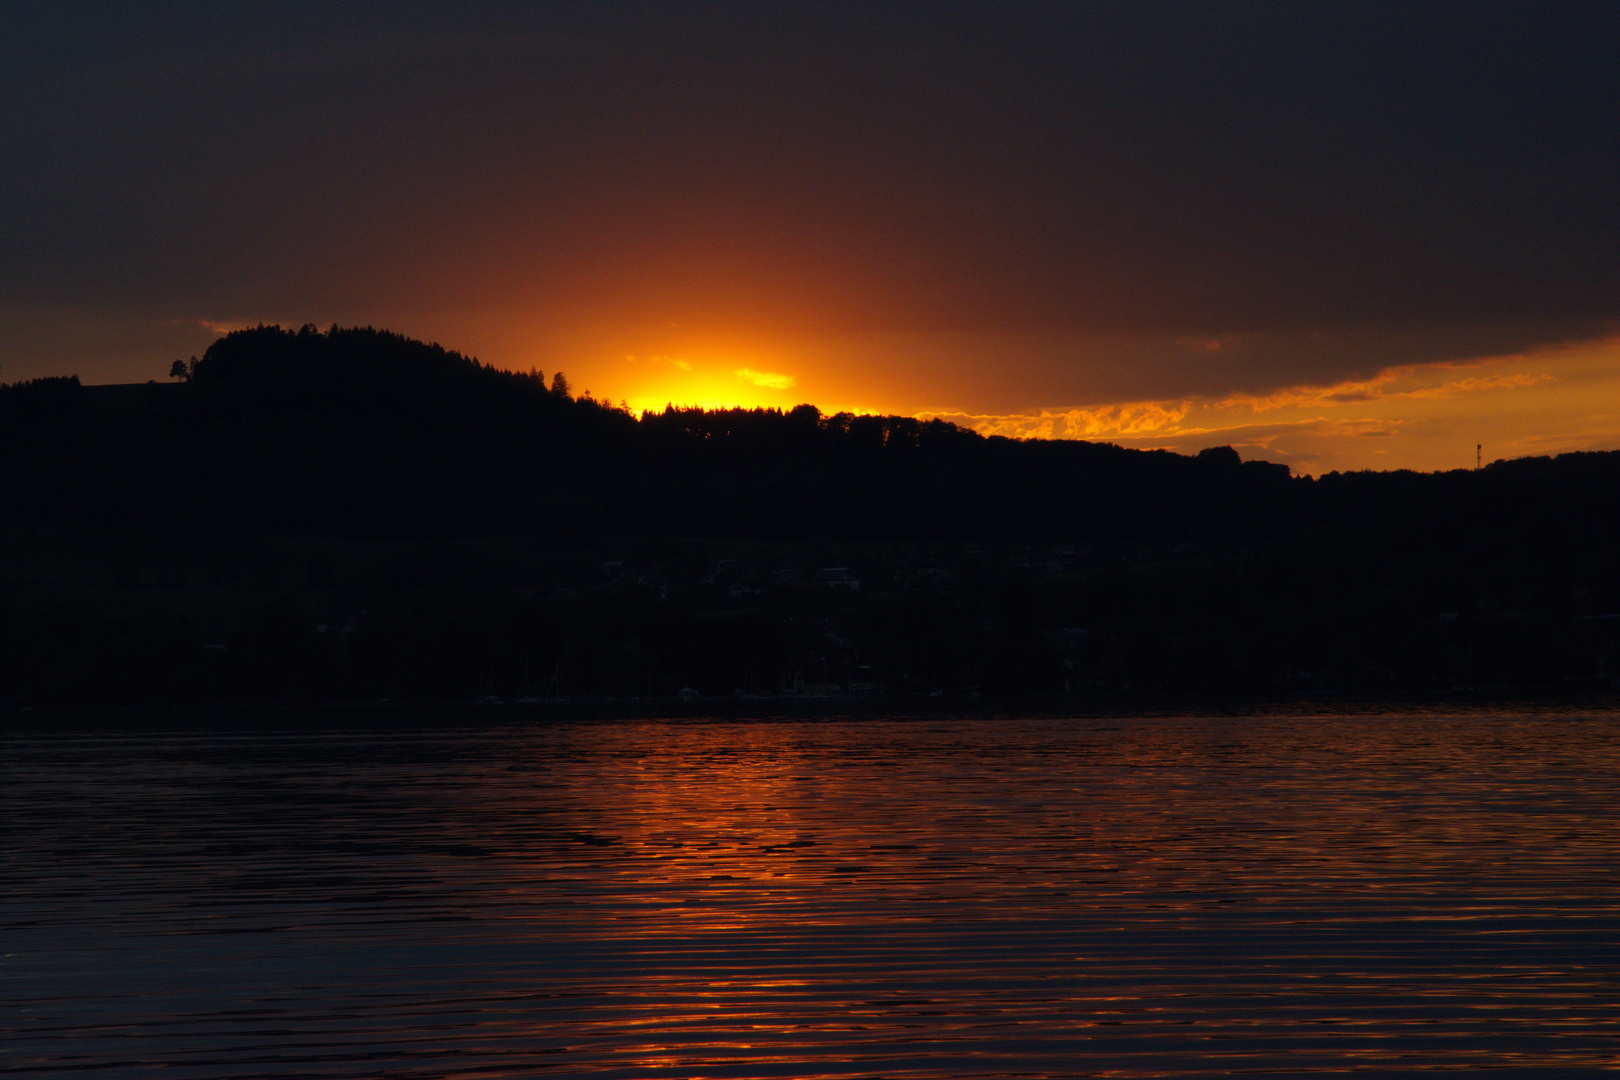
[812,567,860,590]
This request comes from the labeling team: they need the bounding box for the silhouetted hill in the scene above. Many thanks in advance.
[4,326,631,536]
[4,324,1298,543]
[5,324,1620,704]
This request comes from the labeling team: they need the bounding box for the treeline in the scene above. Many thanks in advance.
[4,323,1620,704]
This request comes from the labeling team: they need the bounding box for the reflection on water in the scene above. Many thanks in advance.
[5,710,1620,1077]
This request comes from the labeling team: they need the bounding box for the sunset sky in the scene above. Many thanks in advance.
[2,2,1616,474]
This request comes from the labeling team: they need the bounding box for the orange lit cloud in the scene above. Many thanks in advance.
[921,401,1192,441]
[920,337,1620,475]
[734,367,796,390]
[1220,368,1555,412]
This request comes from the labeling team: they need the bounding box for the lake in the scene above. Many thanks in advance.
[5,708,1619,1077]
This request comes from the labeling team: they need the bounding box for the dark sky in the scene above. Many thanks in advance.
[3,1,1617,441]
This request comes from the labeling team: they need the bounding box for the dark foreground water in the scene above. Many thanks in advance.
[4,709,1620,1078]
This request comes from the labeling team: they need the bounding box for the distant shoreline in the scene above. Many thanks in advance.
[9,688,1620,729]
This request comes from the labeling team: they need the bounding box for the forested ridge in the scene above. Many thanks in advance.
[5,324,1620,704]
[3,324,1296,542]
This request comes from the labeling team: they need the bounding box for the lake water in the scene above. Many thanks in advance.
[5,708,1620,1077]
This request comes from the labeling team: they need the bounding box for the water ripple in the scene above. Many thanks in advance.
[4,711,1619,1076]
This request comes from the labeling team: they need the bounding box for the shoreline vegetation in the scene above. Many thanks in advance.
[6,324,1620,708]
[13,692,1620,732]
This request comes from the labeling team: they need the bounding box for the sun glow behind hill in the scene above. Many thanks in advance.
[614,348,880,417]
[615,351,768,413]
[154,316,1620,476]
[593,331,1620,476]
[537,327,1620,475]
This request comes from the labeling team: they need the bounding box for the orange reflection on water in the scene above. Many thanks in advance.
[11,712,1620,1075]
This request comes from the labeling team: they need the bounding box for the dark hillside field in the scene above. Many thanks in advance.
[5,325,1620,704]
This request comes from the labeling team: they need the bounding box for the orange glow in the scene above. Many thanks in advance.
[567,331,1620,475]
[233,312,1620,476]
[570,338,881,416]
[920,336,1620,475]
[617,352,802,413]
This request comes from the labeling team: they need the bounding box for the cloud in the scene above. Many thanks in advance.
[908,337,1620,475]
[920,401,1191,441]
[735,368,795,390]
[807,321,1615,422]
[1406,372,1554,399]
[1220,366,1556,413]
